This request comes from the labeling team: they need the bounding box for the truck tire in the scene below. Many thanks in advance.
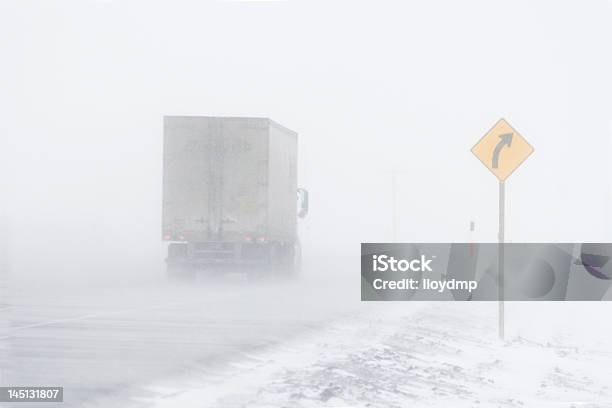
[167,262,196,282]
[166,243,195,282]
[167,242,188,259]
[293,241,302,275]
[277,242,300,278]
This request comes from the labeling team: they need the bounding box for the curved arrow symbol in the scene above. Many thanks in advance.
[492,133,513,169]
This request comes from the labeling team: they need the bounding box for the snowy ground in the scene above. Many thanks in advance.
[0,270,362,408]
[3,265,612,408]
[135,303,612,408]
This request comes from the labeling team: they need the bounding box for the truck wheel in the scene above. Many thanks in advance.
[293,242,302,275]
[277,242,300,278]
[167,262,196,282]
[167,242,188,259]
[166,243,194,282]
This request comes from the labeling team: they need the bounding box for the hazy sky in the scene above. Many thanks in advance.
[2,0,611,281]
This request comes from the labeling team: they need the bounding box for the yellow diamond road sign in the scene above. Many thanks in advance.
[471,118,534,181]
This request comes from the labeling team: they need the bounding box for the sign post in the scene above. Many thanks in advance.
[471,118,534,340]
[498,180,505,339]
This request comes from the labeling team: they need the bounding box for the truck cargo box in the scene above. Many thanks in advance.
[162,116,298,245]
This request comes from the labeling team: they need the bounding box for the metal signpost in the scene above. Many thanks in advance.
[471,118,534,340]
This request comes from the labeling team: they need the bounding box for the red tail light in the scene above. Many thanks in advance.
[163,234,172,241]
[245,235,253,242]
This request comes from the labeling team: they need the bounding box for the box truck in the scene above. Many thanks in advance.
[162,116,308,278]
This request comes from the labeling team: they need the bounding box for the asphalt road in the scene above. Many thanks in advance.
[0,270,359,408]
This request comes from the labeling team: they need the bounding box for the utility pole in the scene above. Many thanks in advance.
[390,168,410,242]
[392,168,397,242]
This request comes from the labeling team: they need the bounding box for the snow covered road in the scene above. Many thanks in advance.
[138,303,612,408]
[0,271,360,408]
[3,266,612,408]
